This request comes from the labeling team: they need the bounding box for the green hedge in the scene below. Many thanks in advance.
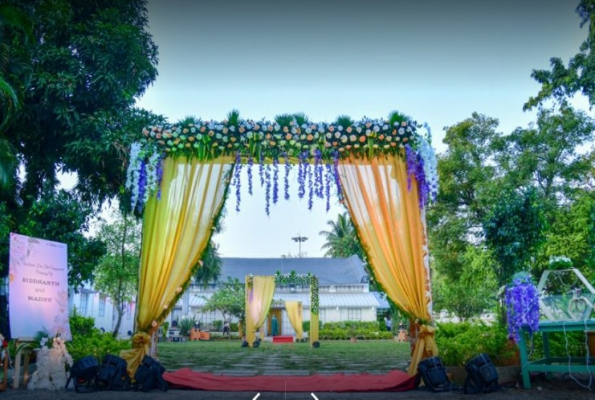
[318,321,391,340]
[435,321,589,367]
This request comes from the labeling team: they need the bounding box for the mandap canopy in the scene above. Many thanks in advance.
[120,111,439,377]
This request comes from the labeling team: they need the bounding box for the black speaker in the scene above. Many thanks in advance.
[66,355,99,392]
[417,356,452,392]
[464,353,500,394]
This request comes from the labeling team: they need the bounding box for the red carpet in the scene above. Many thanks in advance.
[272,336,294,343]
[164,368,416,392]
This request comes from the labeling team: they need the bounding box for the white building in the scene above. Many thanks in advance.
[171,255,390,336]
[68,255,390,338]
[68,286,136,338]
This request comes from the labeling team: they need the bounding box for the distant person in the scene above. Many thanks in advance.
[223,321,230,338]
[271,315,279,336]
[384,315,392,332]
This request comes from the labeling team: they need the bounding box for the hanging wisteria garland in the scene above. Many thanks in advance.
[505,273,540,342]
[125,114,439,214]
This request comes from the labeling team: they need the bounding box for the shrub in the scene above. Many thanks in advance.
[213,320,223,331]
[69,308,97,337]
[435,322,514,366]
[66,331,131,362]
[230,322,239,332]
[302,320,323,332]
[179,317,196,336]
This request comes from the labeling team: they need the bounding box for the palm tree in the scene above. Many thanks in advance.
[319,212,364,259]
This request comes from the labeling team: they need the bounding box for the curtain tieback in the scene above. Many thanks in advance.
[131,332,152,349]
[418,324,436,357]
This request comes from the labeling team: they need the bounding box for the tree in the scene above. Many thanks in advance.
[94,208,141,337]
[2,0,159,206]
[483,187,546,290]
[427,113,501,285]
[525,1,595,109]
[201,277,245,327]
[18,186,106,288]
[193,240,222,287]
[432,246,498,322]
[493,105,595,211]
[319,212,364,259]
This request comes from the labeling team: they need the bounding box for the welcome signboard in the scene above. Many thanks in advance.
[9,232,72,340]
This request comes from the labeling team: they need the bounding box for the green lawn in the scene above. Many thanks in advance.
[157,339,411,375]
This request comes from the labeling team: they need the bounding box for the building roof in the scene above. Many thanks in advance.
[219,255,369,286]
[187,292,383,308]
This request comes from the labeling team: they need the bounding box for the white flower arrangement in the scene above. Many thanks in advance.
[28,336,73,390]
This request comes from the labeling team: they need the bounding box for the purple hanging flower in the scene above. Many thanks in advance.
[265,164,271,216]
[505,274,540,342]
[259,154,265,187]
[234,152,242,212]
[314,149,323,198]
[273,158,279,205]
[156,157,164,200]
[284,153,290,201]
[298,152,306,199]
[247,156,254,195]
[137,160,147,212]
[307,161,314,210]
[332,151,343,201]
[405,144,430,209]
[325,163,332,212]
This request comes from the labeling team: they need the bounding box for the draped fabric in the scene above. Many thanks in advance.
[338,155,437,376]
[309,312,319,346]
[120,157,233,375]
[285,301,303,339]
[245,276,276,346]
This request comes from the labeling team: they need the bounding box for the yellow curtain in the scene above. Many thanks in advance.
[285,301,303,340]
[309,311,319,346]
[338,155,437,375]
[120,156,233,376]
[246,276,276,346]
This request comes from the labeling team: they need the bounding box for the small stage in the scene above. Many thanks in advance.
[272,335,294,343]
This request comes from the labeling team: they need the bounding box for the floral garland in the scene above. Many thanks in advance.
[125,114,439,214]
[505,273,540,341]
[274,271,320,315]
[28,336,73,390]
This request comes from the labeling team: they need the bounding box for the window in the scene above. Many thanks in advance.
[79,293,88,316]
[347,308,361,321]
[198,310,216,329]
[319,308,327,323]
[98,296,106,317]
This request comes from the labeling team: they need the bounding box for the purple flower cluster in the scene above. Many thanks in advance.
[307,161,314,210]
[284,153,290,200]
[314,150,324,199]
[298,152,307,199]
[258,154,265,187]
[265,164,271,216]
[247,156,254,195]
[156,157,164,200]
[137,160,147,212]
[272,158,279,205]
[405,144,430,209]
[332,151,343,201]
[233,152,242,212]
[505,275,540,341]
[325,164,332,212]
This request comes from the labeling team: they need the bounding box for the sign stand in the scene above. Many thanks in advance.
[12,337,35,389]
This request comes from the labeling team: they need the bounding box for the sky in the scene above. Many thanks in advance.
[126,0,589,258]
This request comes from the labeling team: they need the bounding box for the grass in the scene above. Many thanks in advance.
[156,339,411,375]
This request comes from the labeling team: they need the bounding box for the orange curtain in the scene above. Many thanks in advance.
[120,156,233,376]
[338,154,437,375]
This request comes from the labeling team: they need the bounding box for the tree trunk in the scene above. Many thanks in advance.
[112,304,124,338]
